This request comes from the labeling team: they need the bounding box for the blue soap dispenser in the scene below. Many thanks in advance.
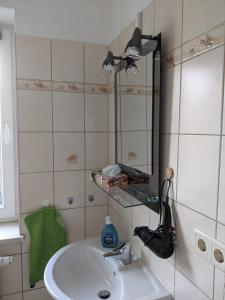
[101,216,118,248]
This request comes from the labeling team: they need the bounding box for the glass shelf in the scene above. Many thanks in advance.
[93,180,143,208]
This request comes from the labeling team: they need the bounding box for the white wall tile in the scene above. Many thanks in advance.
[0,294,23,300]
[177,135,220,219]
[23,288,52,300]
[149,252,175,296]
[214,268,225,300]
[85,133,108,169]
[183,0,225,42]
[60,208,85,243]
[20,172,54,213]
[160,134,178,200]
[53,92,84,132]
[175,203,216,297]
[53,133,84,171]
[180,46,224,135]
[54,171,85,209]
[161,64,181,134]
[108,133,115,165]
[218,137,225,225]
[121,95,146,131]
[131,206,150,231]
[20,214,29,253]
[52,39,83,82]
[109,206,119,228]
[19,133,53,173]
[85,171,108,206]
[120,56,147,86]
[175,270,209,300]
[86,205,108,239]
[0,254,22,296]
[84,43,108,84]
[18,90,52,132]
[16,35,51,80]
[85,94,108,132]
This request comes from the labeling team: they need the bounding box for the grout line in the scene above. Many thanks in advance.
[83,42,87,240]
[173,0,185,295]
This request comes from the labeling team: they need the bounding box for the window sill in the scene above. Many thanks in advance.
[0,222,23,245]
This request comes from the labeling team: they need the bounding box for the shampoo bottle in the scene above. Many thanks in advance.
[101,216,118,248]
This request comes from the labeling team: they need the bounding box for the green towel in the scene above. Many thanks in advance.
[25,207,68,287]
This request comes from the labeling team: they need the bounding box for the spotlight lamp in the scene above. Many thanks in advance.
[125,27,157,58]
[125,57,138,74]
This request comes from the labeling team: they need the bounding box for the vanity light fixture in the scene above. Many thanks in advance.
[102,51,138,73]
[125,27,158,58]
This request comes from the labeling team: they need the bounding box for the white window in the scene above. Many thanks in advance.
[0,25,18,220]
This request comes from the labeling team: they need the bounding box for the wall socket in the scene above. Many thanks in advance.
[195,229,225,271]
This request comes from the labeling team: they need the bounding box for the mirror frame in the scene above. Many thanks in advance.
[114,34,161,213]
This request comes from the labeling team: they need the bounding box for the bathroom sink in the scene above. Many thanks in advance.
[44,238,171,300]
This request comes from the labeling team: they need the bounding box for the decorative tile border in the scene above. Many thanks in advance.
[52,81,84,93]
[118,85,152,95]
[17,79,110,95]
[163,47,182,69]
[17,79,52,91]
[182,23,225,62]
[85,83,111,94]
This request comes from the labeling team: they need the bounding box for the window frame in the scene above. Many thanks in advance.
[0,24,19,222]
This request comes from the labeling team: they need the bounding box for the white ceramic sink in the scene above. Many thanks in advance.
[44,238,172,300]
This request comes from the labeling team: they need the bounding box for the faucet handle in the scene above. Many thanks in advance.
[112,242,126,253]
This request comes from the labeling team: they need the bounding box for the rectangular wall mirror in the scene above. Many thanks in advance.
[115,35,161,213]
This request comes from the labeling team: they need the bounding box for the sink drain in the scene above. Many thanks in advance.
[97,290,111,299]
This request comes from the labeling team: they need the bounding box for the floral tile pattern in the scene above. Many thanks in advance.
[53,81,84,93]
[17,79,52,91]
[182,23,225,62]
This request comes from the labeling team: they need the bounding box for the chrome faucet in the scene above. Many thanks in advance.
[103,242,132,265]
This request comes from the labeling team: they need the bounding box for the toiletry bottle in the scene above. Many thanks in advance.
[101,216,118,248]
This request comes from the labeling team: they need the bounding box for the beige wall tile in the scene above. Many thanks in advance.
[142,2,155,36]
[52,39,83,82]
[108,132,115,165]
[18,90,52,132]
[131,206,150,231]
[183,0,225,42]
[60,208,85,243]
[0,243,21,256]
[180,46,224,135]
[53,92,84,132]
[0,254,22,296]
[19,133,53,173]
[155,0,182,52]
[85,94,108,132]
[85,171,108,206]
[54,171,85,209]
[119,22,135,54]
[16,35,51,80]
[177,135,220,219]
[0,294,23,300]
[23,288,52,300]
[109,206,119,228]
[53,133,84,171]
[160,134,178,200]
[86,205,108,239]
[20,172,54,213]
[84,43,108,84]
[121,95,146,131]
[85,132,108,169]
[161,64,181,134]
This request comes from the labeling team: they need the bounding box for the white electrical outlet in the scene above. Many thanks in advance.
[195,229,212,262]
[211,241,225,271]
